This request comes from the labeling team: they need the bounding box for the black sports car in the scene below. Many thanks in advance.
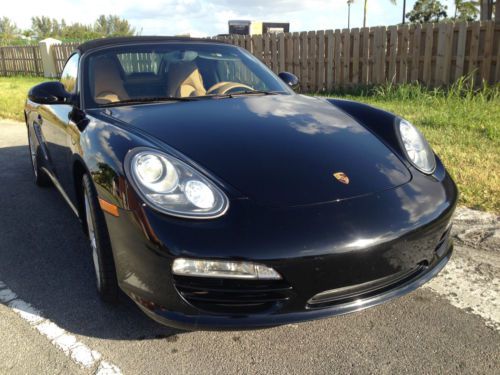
[25,36,458,330]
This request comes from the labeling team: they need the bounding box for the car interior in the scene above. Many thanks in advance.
[91,50,263,105]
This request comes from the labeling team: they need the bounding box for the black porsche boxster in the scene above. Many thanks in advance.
[25,36,457,330]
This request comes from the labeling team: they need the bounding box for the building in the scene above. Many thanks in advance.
[228,20,290,36]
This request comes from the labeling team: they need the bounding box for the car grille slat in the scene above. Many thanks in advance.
[306,263,427,309]
[174,275,294,315]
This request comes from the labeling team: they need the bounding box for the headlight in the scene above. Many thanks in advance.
[397,119,436,174]
[126,149,229,219]
[172,258,282,280]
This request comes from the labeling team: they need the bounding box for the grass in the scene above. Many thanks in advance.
[0,76,48,121]
[0,76,498,213]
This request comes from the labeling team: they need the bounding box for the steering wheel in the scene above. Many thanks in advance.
[206,82,254,95]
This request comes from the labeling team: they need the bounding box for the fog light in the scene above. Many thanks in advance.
[172,258,282,280]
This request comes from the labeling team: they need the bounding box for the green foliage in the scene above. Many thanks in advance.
[0,15,135,46]
[453,0,479,21]
[94,15,135,37]
[406,0,448,23]
[0,17,20,44]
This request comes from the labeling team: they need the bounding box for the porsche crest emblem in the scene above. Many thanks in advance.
[333,172,350,185]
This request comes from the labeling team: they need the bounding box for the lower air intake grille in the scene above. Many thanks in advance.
[174,276,294,315]
[307,264,426,310]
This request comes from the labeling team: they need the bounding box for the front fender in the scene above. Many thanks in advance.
[326,98,448,182]
[78,115,155,210]
[326,98,405,159]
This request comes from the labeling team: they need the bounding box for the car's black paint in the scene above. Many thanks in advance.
[24,38,458,330]
[88,95,413,207]
[278,71,300,90]
[28,81,72,105]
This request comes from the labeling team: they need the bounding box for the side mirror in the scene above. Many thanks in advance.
[28,81,71,105]
[278,72,299,91]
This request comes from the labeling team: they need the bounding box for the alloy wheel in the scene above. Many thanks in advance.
[84,189,102,291]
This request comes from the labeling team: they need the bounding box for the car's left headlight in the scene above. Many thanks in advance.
[397,119,436,174]
[125,148,229,219]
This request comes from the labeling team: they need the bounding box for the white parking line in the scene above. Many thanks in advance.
[0,280,122,374]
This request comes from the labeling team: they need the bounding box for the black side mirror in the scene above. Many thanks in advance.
[28,81,71,105]
[278,72,299,91]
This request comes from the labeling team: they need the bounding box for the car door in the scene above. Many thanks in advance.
[38,53,79,202]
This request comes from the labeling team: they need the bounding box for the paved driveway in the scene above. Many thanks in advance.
[0,120,498,374]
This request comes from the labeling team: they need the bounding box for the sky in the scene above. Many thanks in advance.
[3,0,458,37]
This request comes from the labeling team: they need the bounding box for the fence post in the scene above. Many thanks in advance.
[39,38,61,78]
[0,48,6,76]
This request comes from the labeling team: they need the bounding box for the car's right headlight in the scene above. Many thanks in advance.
[397,119,436,174]
[125,148,229,219]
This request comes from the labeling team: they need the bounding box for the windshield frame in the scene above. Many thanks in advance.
[80,41,293,109]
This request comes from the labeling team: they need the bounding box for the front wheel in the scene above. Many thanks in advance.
[82,174,119,303]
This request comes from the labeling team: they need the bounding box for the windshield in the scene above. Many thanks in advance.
[84,42,291,107]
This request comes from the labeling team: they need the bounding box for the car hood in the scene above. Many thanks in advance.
[98,94,411,207]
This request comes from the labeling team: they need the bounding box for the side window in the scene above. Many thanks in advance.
[60,54,79,93]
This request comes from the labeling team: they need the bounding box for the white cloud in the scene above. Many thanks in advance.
[3,0,458,37]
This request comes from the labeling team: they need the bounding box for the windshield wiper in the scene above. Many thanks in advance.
[98,91,283,107]
[98,96,199,107]
[201,90,282,99]
[228,90,281,96]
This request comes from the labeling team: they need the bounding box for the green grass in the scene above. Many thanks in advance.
[0,76,48,121]
[0,76,498,213]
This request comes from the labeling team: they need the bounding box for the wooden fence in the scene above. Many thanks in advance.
[0,45,43,76]
[52,43,80,75]
[0,21,498,90]
[216,21,500,91]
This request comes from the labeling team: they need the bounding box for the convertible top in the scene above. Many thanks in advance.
[77,36,227,54]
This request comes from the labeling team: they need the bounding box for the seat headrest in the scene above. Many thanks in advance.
[93,56,128,102]
[167,61,206,97]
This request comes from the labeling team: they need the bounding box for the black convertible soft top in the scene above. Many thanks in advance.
[77,36,226,53]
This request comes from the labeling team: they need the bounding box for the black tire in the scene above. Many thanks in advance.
[27,126,51,187]
[82,174,119,303]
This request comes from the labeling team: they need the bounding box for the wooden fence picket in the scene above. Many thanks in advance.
[454,22,467,81]
[351,28,360,85]
[410,24,421,81]
[326,30,334,90]
[317,30,325,91]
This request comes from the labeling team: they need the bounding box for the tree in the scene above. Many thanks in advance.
[363,0,397,28]
[406,0,448,23]
[0,17,19,43]
[453,0,480,21]
[94,15,135,37]
[2,15,136,45]
[31,16,59,38]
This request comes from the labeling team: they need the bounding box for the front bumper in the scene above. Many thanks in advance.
[102,170,458,330]
[138,248,452,330]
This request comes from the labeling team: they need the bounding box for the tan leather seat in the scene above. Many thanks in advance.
[167,61,206,97]
[93,56,129,104]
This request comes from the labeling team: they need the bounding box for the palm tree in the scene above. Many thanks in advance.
[363,0,397,27]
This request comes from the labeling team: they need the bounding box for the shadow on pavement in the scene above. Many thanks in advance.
[0,144,181,340]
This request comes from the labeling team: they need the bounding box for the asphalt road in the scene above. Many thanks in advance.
[0,120,499,374]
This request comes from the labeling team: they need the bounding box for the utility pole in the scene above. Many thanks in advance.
[348,0,354,29]
[363,0,367,28]
[402,0,406,24]
[480,0,493,20]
